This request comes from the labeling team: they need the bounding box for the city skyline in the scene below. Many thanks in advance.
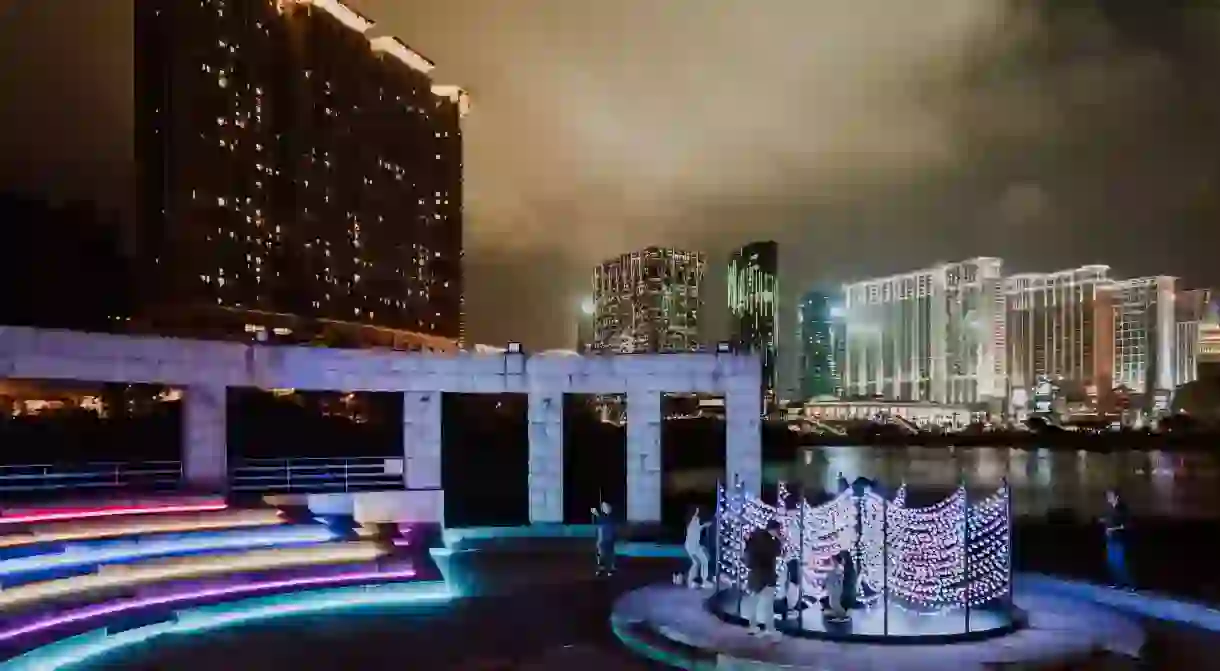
[2,0,1219,349]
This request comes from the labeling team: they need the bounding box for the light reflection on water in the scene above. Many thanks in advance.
[668,446,1220,520]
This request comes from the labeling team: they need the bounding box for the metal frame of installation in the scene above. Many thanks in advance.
[0,326,763,524]
[711,478,1019,643]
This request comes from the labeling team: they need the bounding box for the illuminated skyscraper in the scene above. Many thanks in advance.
[1174,288,1212,387]
[1004,266,1115,403]
[1112,276,1177,397]
[592,247,705,353]
[843,258,1006,405]
[576,296,596,352]
[728,242,779,399]
[1198,302,1220,379]
[797,289,844,400]
[134,0,466,350]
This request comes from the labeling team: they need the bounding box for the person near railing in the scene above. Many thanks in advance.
[743,519,783,638]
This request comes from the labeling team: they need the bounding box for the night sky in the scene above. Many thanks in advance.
[1,0,1217,351]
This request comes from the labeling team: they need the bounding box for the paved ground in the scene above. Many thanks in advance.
[49,552,1220,670]
[78,556,676,671]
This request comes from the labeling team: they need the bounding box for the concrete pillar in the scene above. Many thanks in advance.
[402,392,442,490]
[182,382,228,493]
[725,387,762,496]
[527,391,563,523]
[626,389,662,523]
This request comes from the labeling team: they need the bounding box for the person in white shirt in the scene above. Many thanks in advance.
[684,508,712,588]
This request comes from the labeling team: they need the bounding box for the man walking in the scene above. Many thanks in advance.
[743,519,783,638]
[1102,489,1134,590]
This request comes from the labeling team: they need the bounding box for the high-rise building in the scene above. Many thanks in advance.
[591,247,706,353]
[576,296,596,352]
[1199,303,1220,380]
[843,258,1005,405]
[1112,276,1177,396]
[796,289,844,400]
[1174,288,1213,387]
[1004,265,1115,404]
[134,0,466,350]
[728,241,779,399]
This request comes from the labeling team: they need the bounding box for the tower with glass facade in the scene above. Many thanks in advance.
[728,241,779,400]
[591,247,706,353]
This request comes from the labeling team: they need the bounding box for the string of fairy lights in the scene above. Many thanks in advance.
[715,480,1011,613]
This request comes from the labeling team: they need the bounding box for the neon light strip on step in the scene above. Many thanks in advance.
[0,510,284,549]
[0,525,335,577]
[0,543,386,611]
[2,581,453,671]
[0,567,417,642]
[0,502,228,526]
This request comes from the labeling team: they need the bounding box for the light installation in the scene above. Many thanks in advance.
[0,567,418,642]
[3,581,453,671]
[0,525,335,577]
[0,509,284,549]
[0,501,228,526]
[0,542,387,610]
[715,479,1011,614]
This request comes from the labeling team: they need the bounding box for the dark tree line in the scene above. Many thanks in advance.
[0,194,134,332]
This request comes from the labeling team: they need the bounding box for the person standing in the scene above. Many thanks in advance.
[1102,489,1134,590]
[822,552,849,621]
[743,519,783,638]
[591,501,616,577]
[684,508,712,588]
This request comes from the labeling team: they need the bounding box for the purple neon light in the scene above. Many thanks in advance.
[0,567,417,642]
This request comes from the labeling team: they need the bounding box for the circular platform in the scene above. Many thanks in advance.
[708,588,1018,643]
[611,584,1145,671]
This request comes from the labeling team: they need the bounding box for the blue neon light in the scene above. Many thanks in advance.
[2,581,453,670]
[0,526,336,579]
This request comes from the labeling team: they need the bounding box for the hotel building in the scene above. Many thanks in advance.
[1174,288,1213,387]
[1111,276,1177,395]
[842,257,1006,406]
[134,0,466,350]
[1004,265,1115,404]
[591,247,706,353]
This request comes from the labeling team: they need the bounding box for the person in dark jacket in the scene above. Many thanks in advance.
[1102,489,1133,589]
[743,519,783,637]
[591,501,616,576]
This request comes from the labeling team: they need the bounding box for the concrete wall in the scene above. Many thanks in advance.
[0,327,763,524]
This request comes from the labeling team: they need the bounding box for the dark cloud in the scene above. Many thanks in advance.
[1,0,1217,351]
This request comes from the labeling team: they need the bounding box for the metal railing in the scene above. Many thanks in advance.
[229,456,405,493]
[0,461,183,494]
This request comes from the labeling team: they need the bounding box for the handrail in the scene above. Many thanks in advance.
[0,462,183,494]
[230,456,403,494]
